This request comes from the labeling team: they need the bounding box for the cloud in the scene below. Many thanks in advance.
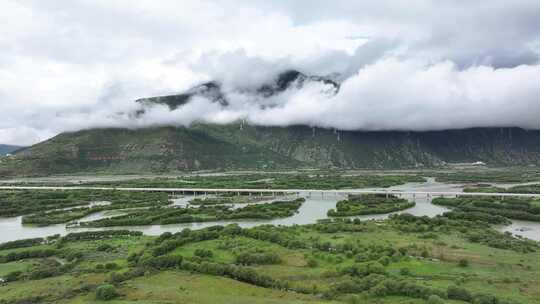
[165,58,540,131]
[264,59,540,131]
[1,1,540,145]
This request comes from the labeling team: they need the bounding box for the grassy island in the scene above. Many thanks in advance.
[78,198,305,227]
[327,194,415,217]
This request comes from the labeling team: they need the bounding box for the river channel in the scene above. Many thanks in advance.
[1,178,539,243]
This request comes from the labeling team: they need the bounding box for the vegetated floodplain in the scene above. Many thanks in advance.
[0,190,170,226]
[435,169,540,183]
[465,184,540,194]
[78,198,305,227]
[433,196,540,222]
[327,194,415,217]
[463,184,507,193]
[10,173,426,190]
[0,213,539,304]
[189,195,270,205]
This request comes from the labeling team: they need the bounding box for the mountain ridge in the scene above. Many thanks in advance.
[0,144,23,156]
[1,125,540,176]
[135,69,339,111]
[2,70,540,176]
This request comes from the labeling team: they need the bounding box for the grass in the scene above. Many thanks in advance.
[65,271,337,304]
[0,216,539,303]
[0,260,32,277]
[434,169,540,183]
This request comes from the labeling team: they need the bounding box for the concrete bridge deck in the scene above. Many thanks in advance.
[1,186,539,198]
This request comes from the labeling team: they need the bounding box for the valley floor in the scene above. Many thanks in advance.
[1,170,540,303]
[0,217,539,303]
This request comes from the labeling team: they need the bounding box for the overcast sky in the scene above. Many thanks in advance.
[1,0,540,145]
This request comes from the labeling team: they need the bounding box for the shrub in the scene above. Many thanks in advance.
[65,251,84,262]
[0,238,44,250]
[447,285,472,302]
[399,268,411,276]
[194,249,214,258]
[427,294,445,304]
[4,271,22,282]
[458,258,469,267]
[378,256,391,266]
[105,262,118,270]
[307,258,319,268]
[95,284,117,301]
[141,255,183,270]
[473,294,499,304]
[342,262,386,277]
[97,244,114,252]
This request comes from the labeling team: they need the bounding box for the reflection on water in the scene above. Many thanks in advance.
[1,178,539,243]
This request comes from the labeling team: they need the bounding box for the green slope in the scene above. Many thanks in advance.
[2,125,540,176]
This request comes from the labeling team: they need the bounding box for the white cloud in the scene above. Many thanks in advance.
[190,59,540,131]
[1,1,540,145]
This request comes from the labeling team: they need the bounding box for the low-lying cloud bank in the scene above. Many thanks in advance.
[17,58,539,141]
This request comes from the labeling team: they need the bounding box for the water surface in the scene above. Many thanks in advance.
[1,178,539,243]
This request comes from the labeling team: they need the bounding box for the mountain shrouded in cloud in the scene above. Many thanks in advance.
[1,1,540,145]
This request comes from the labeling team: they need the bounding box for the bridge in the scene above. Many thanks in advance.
[1,186,540,199]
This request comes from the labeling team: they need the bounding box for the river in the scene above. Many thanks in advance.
[1,178,539,243]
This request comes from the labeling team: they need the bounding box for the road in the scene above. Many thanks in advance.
[1,186,540,198]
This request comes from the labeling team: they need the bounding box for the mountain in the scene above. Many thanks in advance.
[136,81,228,110]
[2,70,540,176]
[135,70,339,110]
[0,145,22,156]
[2,125,540,176]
